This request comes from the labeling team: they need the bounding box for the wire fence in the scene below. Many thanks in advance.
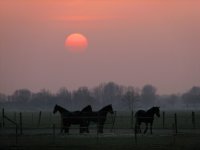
[1,109,200,148]
[1,109,200,131]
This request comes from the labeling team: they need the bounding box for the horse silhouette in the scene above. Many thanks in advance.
[53,104,92,133]
[135,106,160,134]
[88,104,114,133]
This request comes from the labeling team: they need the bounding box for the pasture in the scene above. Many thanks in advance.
[1,110,200,150]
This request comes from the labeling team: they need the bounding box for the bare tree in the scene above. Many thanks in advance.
[141,85,157,108]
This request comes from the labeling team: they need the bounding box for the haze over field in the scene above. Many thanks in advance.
[0,0,200,95]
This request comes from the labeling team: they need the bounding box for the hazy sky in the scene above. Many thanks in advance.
[0,0,200,95]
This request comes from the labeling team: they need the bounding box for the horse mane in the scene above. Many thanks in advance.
[99,104,112,112]
[81,105,92,112]
[146,106,160,117]
[55,104,70,113]
[146,107,155,113]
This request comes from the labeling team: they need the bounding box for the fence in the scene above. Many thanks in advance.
[1,109,200,148]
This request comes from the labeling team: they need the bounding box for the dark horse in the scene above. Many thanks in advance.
[135,107,160,134]
[88,104,114,133]
[53,104,92,133]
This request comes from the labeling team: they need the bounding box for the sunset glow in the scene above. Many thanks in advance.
[0,0,200,94]
[65,33,88,53]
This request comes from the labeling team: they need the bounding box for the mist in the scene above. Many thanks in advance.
[0,82,199,111]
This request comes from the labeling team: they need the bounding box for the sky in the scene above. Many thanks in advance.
[0,0,200,95]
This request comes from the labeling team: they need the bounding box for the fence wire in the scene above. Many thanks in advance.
[1,110,200,150]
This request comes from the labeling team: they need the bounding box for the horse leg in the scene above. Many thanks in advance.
[144,123,148,134]
[97,125,100,133]
[137,122,141,133]
[61,120,67,134]
[64,127,69,133]
[97,123,103,133]
[101,124,104,133]
[80,123,87,133]
[80,124,83,133]
[60,120,64,133]
[135,122,138,134]
[65,124,70,133]
[81,122,89,133]
[85,121,90,133]
[86,122,89,133]
[150,122,153,134]
[99,124,103,133]
[60,127,63,133]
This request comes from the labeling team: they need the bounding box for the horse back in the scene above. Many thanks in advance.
[135,110,154,123]
[135,110,146,117]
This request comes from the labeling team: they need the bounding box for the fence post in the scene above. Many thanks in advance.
[52,124,55,144]
[192,111,195,129]
[174,113,177,134]
[131,111,134,129]
[135,125,137,145]
[37,111,42,128]
[15,124,18,145]
[3,114,19,144]
[111,111,116,132]
[96,113,100,144]
[162,111,165,129]
[32,113,34,125]
[2,108,5,128]
[19,112,23,135]
[49,112,52,124]
[14,112,16,121]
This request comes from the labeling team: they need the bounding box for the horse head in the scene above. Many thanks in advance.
[153,106,160,118]
[81,105,92,113]
[108,104,114,114]
[100,104,114,114]
[53,104,67,114]
[53,104,58,114]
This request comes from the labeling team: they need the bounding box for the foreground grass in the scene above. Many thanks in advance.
[1,133,200,150]
[1,110,200,150]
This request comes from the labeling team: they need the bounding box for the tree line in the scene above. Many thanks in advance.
[0,82,200,111]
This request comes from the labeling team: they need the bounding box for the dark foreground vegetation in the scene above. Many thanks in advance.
[1,133,200,150]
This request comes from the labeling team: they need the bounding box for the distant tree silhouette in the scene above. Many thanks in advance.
[158,94,180,109]
[72,87,95,109]
[56,87,72,108]
[102,82,122,106]
[182,86,200,108]
[122,87,136,111]
[30,89,54,110]
[0,93,7,109]
[167,94,179,106]
[12,89,32,103]
[141,85,157,108]
[1,83,200,110]
[92,82,122,107]
[0,93,7,102]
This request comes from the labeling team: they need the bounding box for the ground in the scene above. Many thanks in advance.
[1,129,200,150]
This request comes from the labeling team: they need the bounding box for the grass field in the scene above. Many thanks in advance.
[1,110,200,150]
[1,132,200,150]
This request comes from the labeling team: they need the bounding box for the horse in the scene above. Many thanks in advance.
[53,104,68,133]
[135,106,160,134]
[88,104,114,133]
[78,105,93,133]
[53,104,92,133]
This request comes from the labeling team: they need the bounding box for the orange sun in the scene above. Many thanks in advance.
[65,33,88,53]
